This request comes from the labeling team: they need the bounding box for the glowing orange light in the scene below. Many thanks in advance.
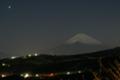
[48,73,54,77]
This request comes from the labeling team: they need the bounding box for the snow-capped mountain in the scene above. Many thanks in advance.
[49,33,109,55]
[66,33,102,45]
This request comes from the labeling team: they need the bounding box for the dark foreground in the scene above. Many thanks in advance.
[1,47,120,80]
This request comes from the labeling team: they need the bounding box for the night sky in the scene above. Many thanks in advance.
[0,0,120,57]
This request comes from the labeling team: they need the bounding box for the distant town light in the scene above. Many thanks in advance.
[11,56,17,59]
[1,74,6,78]
[35,74,39,77]
[66,72,71,75]
[2,63,6,67]
[48,73,54,77]
[28,54,32,57]
[20,74,24,77]
[20,73,31,78]
[1,63,10,67]
[24,73,30,78]
[34,53,38,56]
[78,70,82,74]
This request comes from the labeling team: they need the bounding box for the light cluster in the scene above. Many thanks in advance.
[1,63,10,67]
[10,56,17,59]
[0,70,82,78]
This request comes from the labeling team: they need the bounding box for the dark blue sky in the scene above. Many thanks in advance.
[0,0,120,57]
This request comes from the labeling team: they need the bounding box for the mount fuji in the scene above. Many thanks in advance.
[49,33,109,55]
[66,33,102,45]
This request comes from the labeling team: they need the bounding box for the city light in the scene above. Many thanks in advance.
[11,56,17,59]
[1,63,10,67]
[48,73,54,77]
[34,53,38,56]
[66,72,71,75]
[78,70,82,74]
[20,74,24,77]
[1,74,6,78]
[35,74,39,77]
[20,73,31,78]
[2,63,6,67]
[28,54,32,57]
[24,73,30,78]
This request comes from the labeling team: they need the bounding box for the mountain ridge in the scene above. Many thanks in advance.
[66,33,102,45]
[48,33,109,55]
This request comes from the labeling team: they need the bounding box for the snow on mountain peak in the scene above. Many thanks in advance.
[66,33,102,45]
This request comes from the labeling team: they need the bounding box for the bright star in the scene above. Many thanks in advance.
[8,5,11,9]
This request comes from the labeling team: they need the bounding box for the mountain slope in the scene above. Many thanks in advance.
[49,33,109,55]
[66,33,102,45]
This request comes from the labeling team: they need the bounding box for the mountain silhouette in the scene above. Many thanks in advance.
[49,33,109,55]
